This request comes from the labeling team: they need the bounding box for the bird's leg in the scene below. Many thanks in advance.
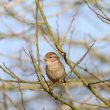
[57,79,66,97]
[47,80,54,91]
[58,78,66,84]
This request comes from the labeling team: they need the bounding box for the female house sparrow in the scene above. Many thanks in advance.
[44,52,66,84]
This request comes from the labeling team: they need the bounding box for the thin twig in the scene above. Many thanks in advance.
[61,11,77,46]
[88,79,110,86]
[56,15,60,43]
[17,81,26,110]
[2,84,8,110]
[83,0,110,24]
[68,40,96,76]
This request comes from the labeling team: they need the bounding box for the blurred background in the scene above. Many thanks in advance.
[0,0,110,110]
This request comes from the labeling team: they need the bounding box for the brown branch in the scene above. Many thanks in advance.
[83,0,110,24]
[88,79,110,86]
[2,84,8,110]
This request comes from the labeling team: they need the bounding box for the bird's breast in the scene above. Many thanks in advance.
[47,61,62,72]
[46,61,66,81]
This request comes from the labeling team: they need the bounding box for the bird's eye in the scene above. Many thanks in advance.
[49,56,52,58]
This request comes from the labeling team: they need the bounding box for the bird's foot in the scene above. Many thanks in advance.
[47,81,54,91]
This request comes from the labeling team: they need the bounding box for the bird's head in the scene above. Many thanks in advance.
[44,52,59,65]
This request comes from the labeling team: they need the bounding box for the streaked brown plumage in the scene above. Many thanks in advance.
[44,52,66,83]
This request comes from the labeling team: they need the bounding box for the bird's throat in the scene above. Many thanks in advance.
[46,60,60,67]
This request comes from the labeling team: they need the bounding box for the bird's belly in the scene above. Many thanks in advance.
[46,66,65,82]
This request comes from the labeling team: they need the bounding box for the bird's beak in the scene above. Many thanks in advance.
[44,58,47,61]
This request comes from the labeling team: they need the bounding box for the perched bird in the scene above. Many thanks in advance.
[44,52,66,84]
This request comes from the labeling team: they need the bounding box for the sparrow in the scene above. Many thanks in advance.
[44,52,66,84]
